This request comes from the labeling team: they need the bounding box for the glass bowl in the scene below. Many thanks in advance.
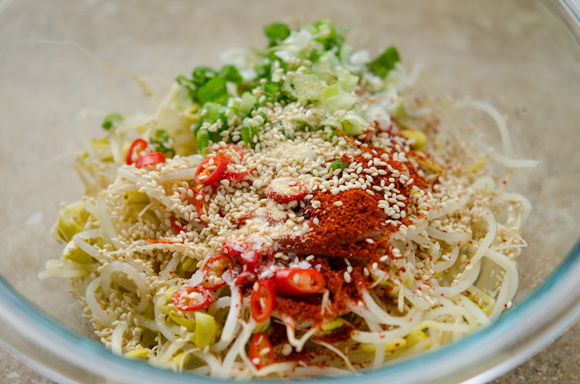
[1,0,580,383]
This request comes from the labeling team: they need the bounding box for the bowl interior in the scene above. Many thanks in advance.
[1,0,580,381]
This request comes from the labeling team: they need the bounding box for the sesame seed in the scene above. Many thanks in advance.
[344,271,351,283]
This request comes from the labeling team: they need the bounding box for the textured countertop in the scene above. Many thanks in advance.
[2,321,580,384]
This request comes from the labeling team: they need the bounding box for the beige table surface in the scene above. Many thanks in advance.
[2,320,580,384]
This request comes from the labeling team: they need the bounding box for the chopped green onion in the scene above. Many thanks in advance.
[248,127,259,145]
[323,125,341,142]
[262,81,283,103]
[291,74,322,104]
[150,130,175,158]
[330,160,349,171]
[313,19,345,50]
[191,66,217,86]
[314,51,340,74]
[176,75,196,101]
[196,128,210,152]
[337,69,359,92]
[101,113,123,130]
[323,84,357,112]
[241,116,261,147]
[253,59,272,81]
[197,103,229,144]
[264,23,291,41]
[341,113,367,136]
[369,46,400,79]
[202,102,226,121]
[241,123,251,144]
[177,66,222,104]
[218,65,243,83]
[197,76,228,105]
[239,92,257,114]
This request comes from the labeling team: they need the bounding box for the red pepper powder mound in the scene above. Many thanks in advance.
[310,189,386,242]
[278,190,390,259]
[276,294,324,324]
[276,139,428,261]
[270,139,430,334]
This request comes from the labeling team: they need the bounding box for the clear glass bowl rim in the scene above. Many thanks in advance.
[1,1,580,383]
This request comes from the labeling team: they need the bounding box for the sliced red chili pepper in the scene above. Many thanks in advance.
[265,177,307,204]
[249,332,275,369]
[222,239,243,258]
[200,254,233,290]
[250,280,276,323]
[223,238,273,273]
[194,155,229,185]
[234,271,256,286]
[231,212,254,226]
[215,144,253,182]
[171,286,214,312]
[195,187,209,226]
[146,238,184,244]
[126,138,148,165]
[170,217,186,233]
[224,169,255,181]
[216,144,244,161]
[273,268,325,296]
[239,250,260,272]
[136,152,166,168]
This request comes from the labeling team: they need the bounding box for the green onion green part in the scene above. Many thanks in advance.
[369,46,400,79]
[264,23,291,41]
[101,113,123,130]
